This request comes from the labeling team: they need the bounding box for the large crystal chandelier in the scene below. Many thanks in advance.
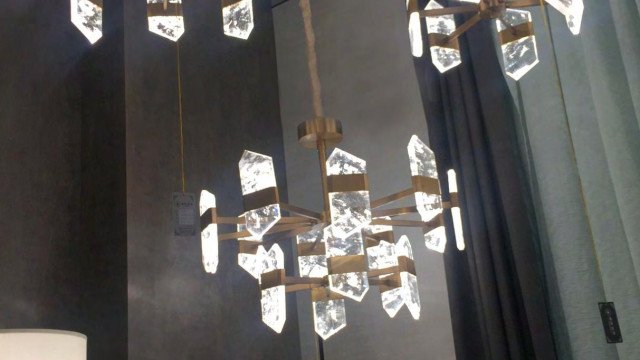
[407,0,584,80]
[199,119,465,338]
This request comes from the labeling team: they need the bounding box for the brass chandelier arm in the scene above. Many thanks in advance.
[371,206,418,218]
[443,12,483,44]
[370,187,415,209]
[368,266,398,278]
[371,219,427,228]
[506,0,542,8]
[418,4,479,17]
[218,222,315,241]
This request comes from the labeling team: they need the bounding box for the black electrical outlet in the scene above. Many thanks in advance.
[599,302,623,343]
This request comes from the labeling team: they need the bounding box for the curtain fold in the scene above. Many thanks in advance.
[412,5,557,359]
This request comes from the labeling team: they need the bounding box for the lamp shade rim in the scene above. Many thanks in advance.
[0,329,87,340]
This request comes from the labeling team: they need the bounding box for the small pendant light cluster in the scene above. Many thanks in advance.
[70,0,255,43]
[406,0,584,80]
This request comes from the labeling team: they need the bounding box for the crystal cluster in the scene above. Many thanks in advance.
[239,150,281,238]
[71,0,103,44]
[260,244,286,333]
[297,225,328,278]
[147,0,185,42]
[545,0,584,35]
[496,9,539,81]
[222,0,255,40]
[326,149,371,238]
[424,0,462,73]
[313,297,347,340]
[199,190,219,274]
[325,226,369,301]
[380,236,421,319]
[448,169,465,251]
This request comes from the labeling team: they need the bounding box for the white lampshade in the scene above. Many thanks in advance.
[0,329,86,360]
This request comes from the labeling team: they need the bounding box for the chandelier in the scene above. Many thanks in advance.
[407,0,584,80]
[198,117,465,338]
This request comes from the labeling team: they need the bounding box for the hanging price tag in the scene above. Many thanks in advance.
[172,192,196,236]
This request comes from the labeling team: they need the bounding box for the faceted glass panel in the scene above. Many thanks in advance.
[313,299,347,340]
[396,235,414,259]
[496,9,539,81]
[425,0,462,73]
[380,236,421,319]
[545,0,583,35]
[199,191,218,274]
[327,148,367,176]
[424,225,447,253]
[381,284,404,318]
[367,241,398,270]
[402,272,421,320]
[408,135,443,221]
[297,225,328,278]
[261,285,286,333]
[237,218,263,279]
[324,226,364,258]
[328,272,369,302]
[223,0,255,40]
[245,204,281,239]
[71,0,103,44]
[239,150,277,195]
[147,0,185,42]
[447,169,465,251]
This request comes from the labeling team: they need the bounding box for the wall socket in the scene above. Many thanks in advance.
[599,302,623,344]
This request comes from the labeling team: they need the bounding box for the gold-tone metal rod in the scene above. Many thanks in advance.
[278,216,318,224]
[370,188,415,209]
[285,276,325,285]
[317,140,331,221]
[418,4,479,17]
[372,206,418,218]
[443,12,482,43]
[368,278,393,287]
[506,0,541,8]
[371,219,428,228]
[285,283,324,293]
[218,222,314,241]
[280,203,323,220]
[216,217,244,224]
[368,267,398,278]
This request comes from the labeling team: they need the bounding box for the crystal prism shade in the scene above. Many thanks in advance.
[367,241,398,270]
[545,0,583,35]
[424,226,447,253]
[71,0,103,44]
[313,298,347,340]
[496,9,539,81]
[260,244,286,333]
[380,236,421,319]
[297,225,328,278]
[223,0,255,40]
[239,150,281,238]
[407,135,443,222]
[424,0,462,73]
[237,218,263,279]
[324,226,369,301]
[199,190,219,274]
[147,0,185,42]
[406,0,423,57]
[448,169,465,251]
[326,148,372,238]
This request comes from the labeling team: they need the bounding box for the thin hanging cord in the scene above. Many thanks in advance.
[536,0,606,294]
[177,40,186,192]
[299,0,324,117]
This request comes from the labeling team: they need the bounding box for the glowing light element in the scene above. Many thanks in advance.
[222,0,255,40]
[199,190,219,274]
[147,0,185,42]
[424,0,462,73]
[239,150,281,238]
[325,226,369,302]
[260,244,286,333]
[71,0,103,44]
[448,169,465,251]
[496,9,539,81]
[408,135,442,222]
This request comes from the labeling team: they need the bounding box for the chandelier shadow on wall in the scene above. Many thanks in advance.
[70,0,584,81]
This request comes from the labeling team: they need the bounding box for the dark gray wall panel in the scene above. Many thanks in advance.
[124,0,300,359]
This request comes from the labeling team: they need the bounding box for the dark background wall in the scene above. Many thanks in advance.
[0,1,128,359]
[124,0,300,359]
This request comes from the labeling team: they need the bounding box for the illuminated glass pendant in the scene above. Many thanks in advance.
[199,190,219,274]
[448,169,465,251]
[406,0,423,57]
[325,226,370,301]
[222,0,255,40]
[259,244,286,333]
[147,0,185,42]
[424,0,462,73]
[71,0,103,44]
[496,9,539,81]
[312,287,347,340]
[545,0,584,35]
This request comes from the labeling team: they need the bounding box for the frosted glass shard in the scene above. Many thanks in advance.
[327,148,367,176]
[496,10,539,81]
[261,285,286,333]
[313,299,347,340]
[408,135,443,221]
[545,0,583,35]
[199,190,216,216]
[424,226,447,253]
[297,225,328,278]
[328,272,369,302]
[245,204,281,239]
[223,0,255,40]
[324,226,364,257]
[147,0,185,41]
[201,224,219,274]
[381,285,404,318]
[425,0,462,73]
[71,0,103,44]
[239,150,277,194]
[237,219,263,279]
[367,241,398,270]
[408,12,423,57]
[396,235,414,259]
[329,191,371,238]
[402,272,421,319]
[263,243,284,271]
[363,220,392,236]
[448,169,465,251]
